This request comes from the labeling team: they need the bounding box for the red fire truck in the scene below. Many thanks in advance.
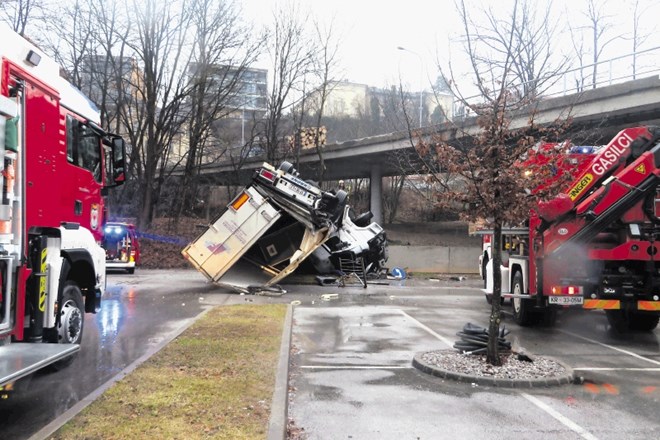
[0,24,126,386]
[481,126,660,331]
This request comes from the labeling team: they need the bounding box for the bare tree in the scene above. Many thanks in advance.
[383,175,406,224]
[450,0,567,104]
[307,19,341,183]
[628,0,655,79]
[262,3,317,165]
[118,0,195,229]
[174,0,264,220]
[567,22,588,92]
[583,0,620,88]
[289,17,342,182]
[420,0,573,365]
[0,0,44,36]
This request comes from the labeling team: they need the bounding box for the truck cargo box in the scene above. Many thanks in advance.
[182,163,337,293]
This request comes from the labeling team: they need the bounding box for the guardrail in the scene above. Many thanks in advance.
[453,46,660,119]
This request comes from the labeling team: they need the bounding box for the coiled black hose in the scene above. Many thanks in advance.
[453,322,511,354]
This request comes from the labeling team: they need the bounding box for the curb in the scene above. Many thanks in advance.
[267,304,293,440]
[412,352,575,388]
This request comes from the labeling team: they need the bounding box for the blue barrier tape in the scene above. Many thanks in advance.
[136,231,189,246]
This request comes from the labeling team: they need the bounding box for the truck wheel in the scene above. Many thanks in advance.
[605,310,629,333]
[482,255,488,289]
[540,307,558,327]
[45,282,84,370]
[511,271,534,326]
[333,190,348,222]
[627,312,659,331]
[127,267,135,274]
[278,161,295,174]
[56,282,85,344]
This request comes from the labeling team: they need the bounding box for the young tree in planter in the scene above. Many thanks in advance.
[416,0,573,366]
[417,103,571,365]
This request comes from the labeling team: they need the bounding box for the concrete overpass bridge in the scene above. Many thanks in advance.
[197,75,660,223]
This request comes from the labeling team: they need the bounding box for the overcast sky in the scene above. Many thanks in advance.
[241,0,660,92]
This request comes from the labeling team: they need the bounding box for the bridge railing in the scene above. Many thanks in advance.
[452,46,660,120]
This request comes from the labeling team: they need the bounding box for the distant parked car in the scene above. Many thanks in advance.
[103,222,140,274]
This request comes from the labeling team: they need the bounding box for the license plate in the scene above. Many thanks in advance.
[549,296,583,305]
[277,180,309,200]
[288,184,307,197]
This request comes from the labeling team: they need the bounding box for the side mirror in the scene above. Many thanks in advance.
[114,168,125,183]
[105,135,126,188]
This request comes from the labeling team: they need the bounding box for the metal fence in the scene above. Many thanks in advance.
[452,46,660,119]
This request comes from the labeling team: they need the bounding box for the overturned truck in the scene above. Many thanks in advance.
[182,162,388,293]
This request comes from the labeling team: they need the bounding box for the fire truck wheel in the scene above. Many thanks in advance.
[482,256,488,289]
[605,310,628,333]
[511,271,534,326]
[55,282,85,345]
[607,310,659,332]
[540,307,558,327]
[127,268,135,274]
[628,313,659,331]
[45,282,84,370]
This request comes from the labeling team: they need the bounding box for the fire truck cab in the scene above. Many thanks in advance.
[0,24,125,386]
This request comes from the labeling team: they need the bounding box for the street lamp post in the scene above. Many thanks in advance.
[397,46,423,128]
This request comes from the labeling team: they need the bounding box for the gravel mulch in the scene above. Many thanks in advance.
[416,349,572,385]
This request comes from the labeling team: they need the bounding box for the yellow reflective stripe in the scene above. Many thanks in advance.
[638,301,660,311]
[583,299,620,310]
[39,247,47,312]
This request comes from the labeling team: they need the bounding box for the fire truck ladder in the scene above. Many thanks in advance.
[550,143,660,256]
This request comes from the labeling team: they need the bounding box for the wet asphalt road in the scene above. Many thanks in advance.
[286,280,660,440]
[0,270,658,439]
[0,270,220,440]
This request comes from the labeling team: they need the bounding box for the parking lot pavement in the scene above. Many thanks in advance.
[285,279,660,440]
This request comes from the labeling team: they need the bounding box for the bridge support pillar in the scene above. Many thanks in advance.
[370,164,383,225]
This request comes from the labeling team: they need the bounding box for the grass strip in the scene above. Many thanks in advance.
[50,304,287,440]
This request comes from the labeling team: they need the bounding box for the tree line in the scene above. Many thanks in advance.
[1,0,655,234]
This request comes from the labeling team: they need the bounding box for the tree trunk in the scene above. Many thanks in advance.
[486,223,503,366]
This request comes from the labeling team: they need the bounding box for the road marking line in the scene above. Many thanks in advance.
[559,329,660,366]
[520,393,599,440]
[398,310,454,347]
[299,365,411,370]
[573,367,660,372]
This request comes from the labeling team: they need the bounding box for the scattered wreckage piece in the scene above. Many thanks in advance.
[182,161,388,293]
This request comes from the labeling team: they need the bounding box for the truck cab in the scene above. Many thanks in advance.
[0,23,126,386]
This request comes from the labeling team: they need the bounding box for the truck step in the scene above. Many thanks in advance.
[0,343,79,387]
